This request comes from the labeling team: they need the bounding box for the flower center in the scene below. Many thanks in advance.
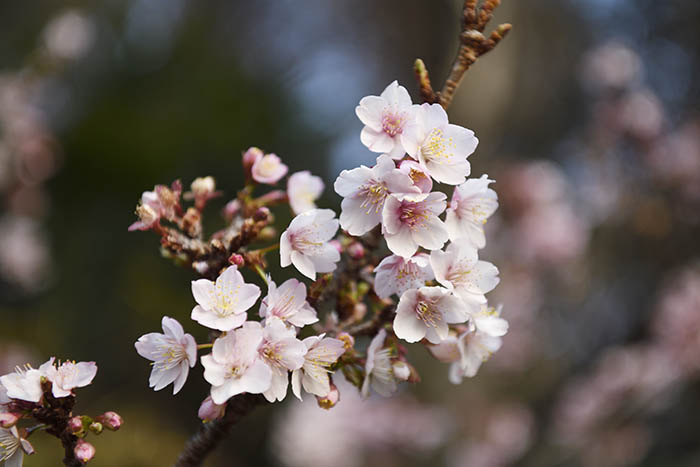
[214,284,243,317]
[261,343,283,368]
[358,181,388,214]
[416,299,441,327]
[382,111,406,137]
[155,342,186,370]
[398,202,428,228]
[422,128,455,162]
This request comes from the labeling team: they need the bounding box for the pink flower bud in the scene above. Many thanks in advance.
[190,176,216,198]
[74,440,95,463]
[251,153,288,184]
[242,147,264,174]
[96,411,123,431]
[0,412,20,428]
[223,199,242,221]
[198,396,226,422]
[316,382,340,410]
[228,254,245,267]
[68,416,84,434]
[253,207,271,222]
[347,241,365,260]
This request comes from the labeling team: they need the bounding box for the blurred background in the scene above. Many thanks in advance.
[1,0,699,465]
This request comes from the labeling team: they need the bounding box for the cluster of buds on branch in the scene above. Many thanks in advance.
[0,359,121,466]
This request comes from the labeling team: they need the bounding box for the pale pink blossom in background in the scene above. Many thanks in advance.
[334,154,418,236]
[259,278,318,328]
[401,103,478,185]
[190,266,261,331]
[291,335,345,399]
[258,318,307,403]
[0,216,50,291]
[430,242,499,305]
[356,80,415,159]
[287,171,324,215]
[373,253,433,299]
[42,9,95,61]
[361,329,396,398]
[445,174,499,248]
[581,42,641,90]
[38,358,97,398]
[618,89,664,141]
[394,286,468,344]
[398,159,433,193]
[382,192,448,258]
[135,316,197,394]
[201,324,272,404]
[251,153,288,184]
[280,208,340,279]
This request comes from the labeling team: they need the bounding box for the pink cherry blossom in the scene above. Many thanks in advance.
[287,171,324,215]
[445,174,498,248]
[393,286,468,344]
[401,103,478,185]
[471,304,509,338]
[201,324,273,404]
[356,81,415,159]
[252,153,288,184]
[361,329,397,398]
[134,316,197,394]
[373,253,433,299]
[258,319,307,403]
[259,278,318,328]
[191,266,261,331]
[0,366,43,403]
[334,154,418,236]
[291,335,345,399]
[399,159,433,193]
[429,326,503,383]
[430,242,499,306]
[280,209,340,280]
[382,192,448,258]
[38,358,97,398]
[128,181,182,231]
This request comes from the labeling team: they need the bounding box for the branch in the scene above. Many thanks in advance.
[415,0,511,108]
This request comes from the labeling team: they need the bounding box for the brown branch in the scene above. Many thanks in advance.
[415,0,511,108]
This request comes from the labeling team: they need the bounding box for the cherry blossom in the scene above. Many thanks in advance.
[394,286,468,344]
[252,153,288,184]
[361,329,397,398]
[287,171,324,215]
[0,426,26,467]
[401,103,478,185]
[0,366,43,403]
[191,265,261,331]
[445,174,498,248]
[134,316,197,394]
[399,159,433,193]
[429,324,503,383]
[471,304,509,338]
[259,278,318,328]
[201,324,272,404]
[373,253,434,299]
[356,81,415,159]
[128,181,182,231]
[430,242,500,305]
[291,335,345,399]
[334,154,418,236]
[38,358,97,398]
[382,192,448,258]
[280,209,340,280]
[257,319,307,403]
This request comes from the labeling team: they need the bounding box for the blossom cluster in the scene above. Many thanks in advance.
[0,358,121,466]
[131,80,507,419]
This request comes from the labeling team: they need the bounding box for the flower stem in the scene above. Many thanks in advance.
[253,264,267,282]
[197,343,213,350]
[257,243,279,255]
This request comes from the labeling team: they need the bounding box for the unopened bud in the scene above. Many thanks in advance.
[253,206,271,222]
[336,332,355,350]
[242,147,264,174]
[0,412,20,428]
[316,383,340,410]
[191,176,215,198]
[198,396,226,422]
[347,242,365,260]
[392,361,411,381]
[96,411,123,431]
[223,199,241,221]
[68,416,84,435]
[88,422,103,435]
[228,253,245,267]
[74,440,95,463]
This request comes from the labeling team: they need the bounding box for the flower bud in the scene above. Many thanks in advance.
[242,147,264,174]
[253,206,271,222]
[74,440,95,463]
[316,383,340,410]
[96,411,123,431]
[392,361,411,381]
[198,396,226,422]
[88,422,102,435]
[251,153,288,184]
[68,416,84,435]
[190,176,215,198]
[223,199,241,221]
[228,253,245,267]
[336,332,355,350]
[347,242,365,260]
[0,412,20,428]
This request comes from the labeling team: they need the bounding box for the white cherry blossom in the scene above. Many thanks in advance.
[393,286,468,344]
[291,335,345,399]
[382,192,448,258]
[201,324,272,404]
[191,266,261,331]
[334,154,418,236]
[0,426,24,467]
[429,328,502,383]
[471,304,509,338]
[135,316,197,394]
[258,319,307,403]
[38,358,97,399]
[251,153,288,184]
[259,278,318,328]
[373,253,434,299]
[287,171,324,215]
[430,242,499,305]
[356,81,415,159]
[0,366,43,403]
[280,209,340,280]
[401,103,478,185]
[445,174,498,248]
[361,329,397,398]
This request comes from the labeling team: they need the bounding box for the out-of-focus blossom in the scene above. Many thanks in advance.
[445,175,498,248]
[647,121,700,199]
[361,329,397,398]
[242,147,264,173]
[42,9,95,60]
[259,278,318,328]
[356,81,415,159]
[38,358,97,398]
[280,209,340,280]
[398,159,433,193]
[401,103,478,185]
[128,181,182,231]
[430,242,499,305]
[134,316,197,394]
[0,366,43,403]
[334,154,417,236]
[581,42,641,90]
[0,426,26,467]
[382,192,448,258]
[252,153,288,184]
[373,253,433,299]
[184,176,219,209]
[291,335,345,399]
[619,89,664,141]
[258,319,307,403]
[394,286,467,344]
[500,161,567,211]
[0,216,50,291]
[201,324,272,404]
[198,396,226,422]
[287,171,324,215]
[190,266,261,331]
